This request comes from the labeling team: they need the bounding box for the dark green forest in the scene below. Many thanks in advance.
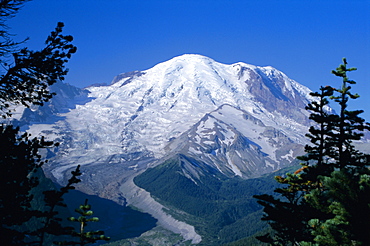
[134,155,300,245]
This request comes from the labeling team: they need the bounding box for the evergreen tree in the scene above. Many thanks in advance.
[0,124,54,244]
[57,199,110,246]
[254,86,334,245]
[30,166,82,246]
[0,0,76,118]
[0,125,82,246]
[301,59,370,245]
[254,58,370,245]
[0,1,78,245]
[0,0,31,58]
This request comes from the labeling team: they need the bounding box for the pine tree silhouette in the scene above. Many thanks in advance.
[254,58,370,245]
[56,199,110,246]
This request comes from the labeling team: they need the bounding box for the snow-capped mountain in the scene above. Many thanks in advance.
[24,54,312,180]
[19,54,316,243]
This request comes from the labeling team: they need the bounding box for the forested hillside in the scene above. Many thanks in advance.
[134,155,300,245]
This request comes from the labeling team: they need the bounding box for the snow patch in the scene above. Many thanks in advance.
[281,149,294,161]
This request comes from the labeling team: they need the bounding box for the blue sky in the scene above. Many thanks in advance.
[8,0,370,120]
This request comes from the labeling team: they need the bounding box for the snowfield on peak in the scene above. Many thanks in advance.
[22,54,314,182]
[79,58,302,144]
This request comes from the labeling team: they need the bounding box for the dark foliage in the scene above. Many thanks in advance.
[254,59,370,245]
[29,166,82,246]
[134,155,289,245]
[0,1,80,245]
[0,21,77,118]
[0,0,31,57]
[56,199,110,246]
[0,124,54,244]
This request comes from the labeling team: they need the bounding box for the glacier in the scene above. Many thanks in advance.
[25,54,313,178]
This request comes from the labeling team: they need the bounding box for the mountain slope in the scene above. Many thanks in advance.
[165,104,304,179]
[134,157,300,245]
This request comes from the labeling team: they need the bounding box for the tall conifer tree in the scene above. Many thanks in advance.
[0,125,54,244]
[56,199,110,246]
[0,1,79,245]
[254,58,370,245]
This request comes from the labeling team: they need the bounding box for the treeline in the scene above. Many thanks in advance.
[134,155,293,245]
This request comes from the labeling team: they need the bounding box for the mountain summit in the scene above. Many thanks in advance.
[21,54,315,243]
[25,54,312,178]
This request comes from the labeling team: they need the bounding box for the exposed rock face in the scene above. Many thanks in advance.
[164,104,304,179]
[235,64,310,124]
[19,82,91,125]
